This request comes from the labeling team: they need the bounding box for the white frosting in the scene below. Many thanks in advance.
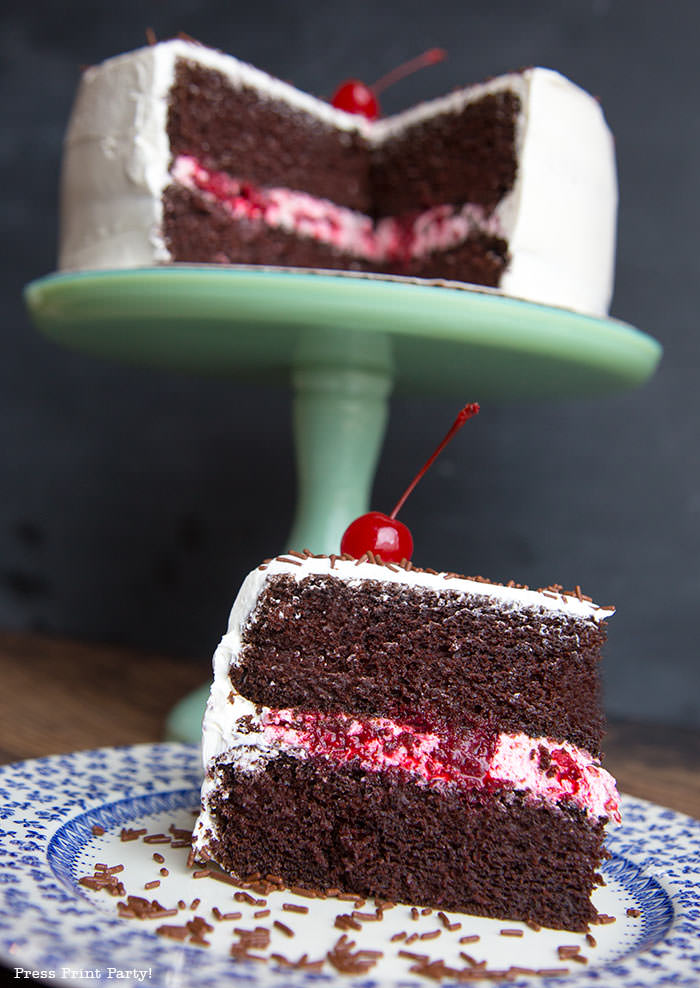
[58,43,617,315]
[499,68,617,315]
[59,45,174,269]
[228,555,614,626]
[489,732,620,823]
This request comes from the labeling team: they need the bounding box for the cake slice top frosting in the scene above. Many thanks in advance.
[247,552,615,623]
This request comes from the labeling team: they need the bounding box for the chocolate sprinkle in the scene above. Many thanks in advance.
[263,552,610,608]
[233,891,257,904]
[399,950,430,961]
[231,925,271,959]
[437,911,461,931]
[156,925,188,941]
[558,945,583,959]
[327,934,382,974]
[120,828,147,842]
[270,953,324,971]
[335,914,362,931]
[169,825,193,841]
[117,896,178,920]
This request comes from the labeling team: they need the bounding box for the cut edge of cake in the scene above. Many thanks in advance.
[191,551,620,930]
[58,40,617,316]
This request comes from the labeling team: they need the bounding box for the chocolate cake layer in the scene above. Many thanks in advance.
[164,184,371,269]
[207,755,604,931]
[395,233,507,284]
[167,60,371,212]
[163,185,508,283]
[232,575,606,754]
[371,91,520,217]
[167,62,519,221]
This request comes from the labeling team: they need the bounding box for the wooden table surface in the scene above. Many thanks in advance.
[0,629,698,820]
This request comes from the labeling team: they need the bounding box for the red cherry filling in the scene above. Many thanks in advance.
[340,511,413,563]
[331,80,380,120]
[340,402,480,561]
[264,709,497,788]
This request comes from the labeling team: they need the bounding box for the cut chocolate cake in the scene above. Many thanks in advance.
[192,552,620,932]
[59,40,617,315]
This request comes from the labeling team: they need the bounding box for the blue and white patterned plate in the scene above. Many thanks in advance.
[0,743,698,987]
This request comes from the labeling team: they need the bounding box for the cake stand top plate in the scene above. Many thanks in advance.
[24,266,661,399]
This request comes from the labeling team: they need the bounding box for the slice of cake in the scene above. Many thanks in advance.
[192,552,619,932]
[59,39,617,315]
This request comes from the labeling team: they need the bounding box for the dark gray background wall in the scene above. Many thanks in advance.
[2,0,698,727]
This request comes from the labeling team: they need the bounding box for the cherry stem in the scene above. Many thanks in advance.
[371,48,447,96]
[389,402,480,520]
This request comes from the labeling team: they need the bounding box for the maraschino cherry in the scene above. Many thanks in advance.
[331,81,380,120]
[331,48,446,120]
[340,402,480,563]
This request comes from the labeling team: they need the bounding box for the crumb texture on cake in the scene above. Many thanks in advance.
[205,754,605,932]
[167,60,372,211]
[232,573,606,754]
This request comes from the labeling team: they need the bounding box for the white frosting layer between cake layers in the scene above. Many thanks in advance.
[59,41,617,315]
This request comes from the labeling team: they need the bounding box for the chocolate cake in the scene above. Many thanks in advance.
[59,40,617,315]
[192,552,620,932]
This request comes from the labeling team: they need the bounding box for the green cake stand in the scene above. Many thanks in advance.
[24,265,662,743]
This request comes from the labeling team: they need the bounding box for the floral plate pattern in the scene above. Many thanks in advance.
[0,743,698,988]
